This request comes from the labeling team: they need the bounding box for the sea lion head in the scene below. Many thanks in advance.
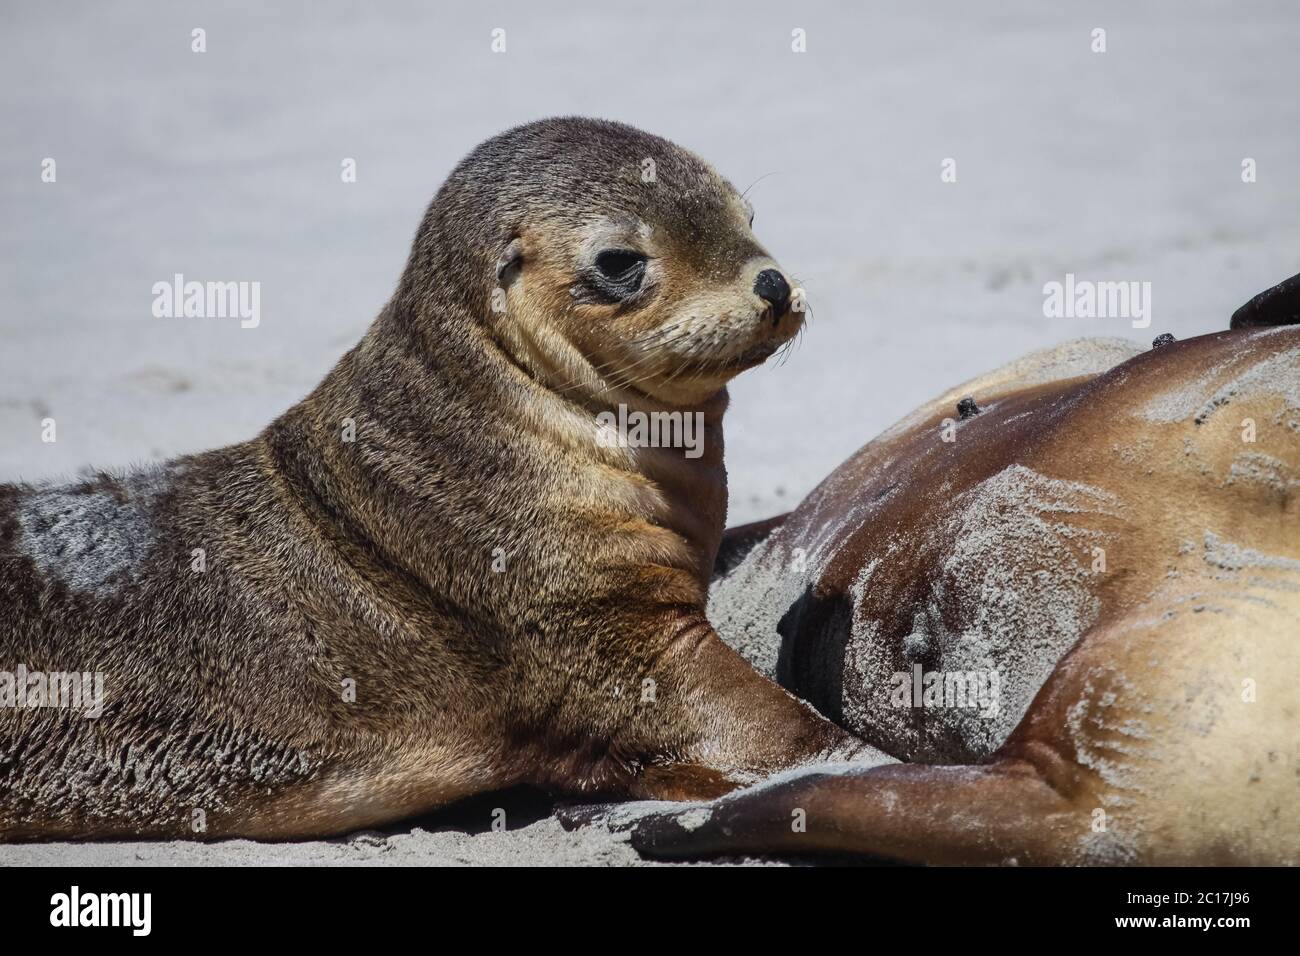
[399,117,803,407]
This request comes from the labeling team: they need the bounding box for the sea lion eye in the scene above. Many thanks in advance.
[592,249,647,298]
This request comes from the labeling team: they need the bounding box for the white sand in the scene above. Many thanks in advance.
[3,1,1299,864]
[1,820,741,868]
[1,821,654,868]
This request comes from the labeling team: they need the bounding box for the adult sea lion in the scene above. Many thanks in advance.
[622,320,1300,865]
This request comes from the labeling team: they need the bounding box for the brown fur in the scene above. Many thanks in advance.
[0,118,869,840]
[627,328,1300,864]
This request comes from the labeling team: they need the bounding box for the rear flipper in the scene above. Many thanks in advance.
[625,758,1087,866]
[1230,270,1300,328]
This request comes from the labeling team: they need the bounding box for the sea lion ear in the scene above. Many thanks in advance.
[495,236,525,285]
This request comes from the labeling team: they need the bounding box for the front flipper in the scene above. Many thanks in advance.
[1231,270,1300,329]
[712,513,789,579]
[556,799,690,833]
[625,759,1082,866]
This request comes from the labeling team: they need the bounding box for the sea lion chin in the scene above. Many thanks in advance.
[0,117,870,841]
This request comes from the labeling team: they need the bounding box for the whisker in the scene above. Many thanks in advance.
[631,321,686,347]
[741,171,779,201]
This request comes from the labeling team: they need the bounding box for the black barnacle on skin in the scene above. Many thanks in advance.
[956,396,981,421]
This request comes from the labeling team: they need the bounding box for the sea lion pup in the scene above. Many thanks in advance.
[0,118,875,841]
[620,326,1300,865]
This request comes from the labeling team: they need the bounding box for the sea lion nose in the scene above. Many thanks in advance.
[754,269,791,320]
